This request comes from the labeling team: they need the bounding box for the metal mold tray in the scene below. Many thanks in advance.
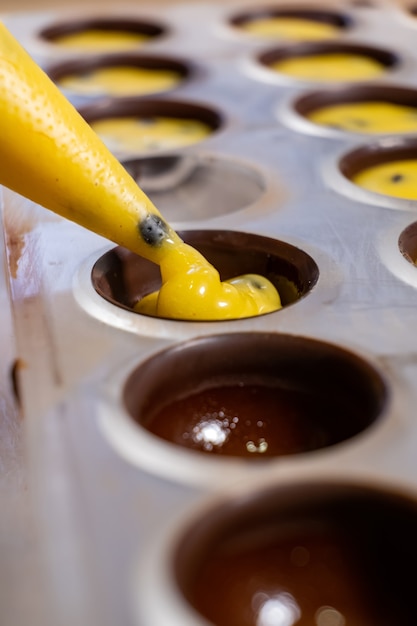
[2,1,417,625]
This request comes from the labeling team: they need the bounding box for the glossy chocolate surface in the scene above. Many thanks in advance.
[174,482,417,625]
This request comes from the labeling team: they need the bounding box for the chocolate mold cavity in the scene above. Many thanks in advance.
[399,221,417,265]
[122,333,386,461]
[171,480,417,626]
[254,41,399,84]
[229,6,352,40]
[340,137,417,180]
[91,230,319,319]
[337,137,417,204]
[121,154,266,220]
[38,17,167,51]
[286,83,417,137]
[78,97,223,156]
[47,53,193,98]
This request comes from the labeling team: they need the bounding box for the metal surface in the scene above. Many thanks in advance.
[2,1,417,624]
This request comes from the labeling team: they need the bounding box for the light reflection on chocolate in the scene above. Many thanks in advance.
[123,332,386,458]
[173,482,417,626]
[146,381,370,457]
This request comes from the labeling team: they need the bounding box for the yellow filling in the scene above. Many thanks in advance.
[352,160,417,200]
[135,253,281,320]
[49,29,150,52]
[90,116,212,154]
[239,16,340,40]
[271,53,385,81]
[0,22,281,321]
[58,66,182,97]
[308,101,417,134]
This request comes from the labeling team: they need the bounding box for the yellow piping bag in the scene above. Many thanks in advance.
[0,23,280,319]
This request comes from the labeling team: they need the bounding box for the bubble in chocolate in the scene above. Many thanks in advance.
[139,213,170,246]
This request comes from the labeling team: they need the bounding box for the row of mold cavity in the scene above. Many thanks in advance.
[45,82,417,171]
[22,7,417,229]
[97,328,414,625]
[71,86,417,205]
[25,0,417,103]
[92,231,416,626]
[134,473,417,625]
[39,44,417,223]
[26,2,417,58]
[87,231,417,626]
[36,45,417,236]
[36,26,417,101]
[41,38,407,100]
[86,224,409,481]
[88,218,416,625]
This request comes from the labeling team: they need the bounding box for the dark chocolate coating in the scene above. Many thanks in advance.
[123,332,387,457]
[174,482,417,626]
